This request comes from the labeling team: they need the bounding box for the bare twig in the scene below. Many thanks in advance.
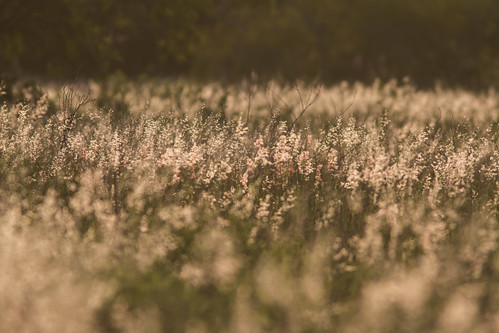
[329,92,338,115]
[275,92,292,115]
[246,72,257,124]
[59,83,92,150]
[340,89,357,116]
[265,81,276,118]
[290,82,322,130]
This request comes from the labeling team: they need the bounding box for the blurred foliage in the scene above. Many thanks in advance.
[1,0,499,88]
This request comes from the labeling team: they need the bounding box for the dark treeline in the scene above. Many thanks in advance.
[2,0,499,88]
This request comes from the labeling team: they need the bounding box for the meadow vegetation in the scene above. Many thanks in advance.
[2,78,499,332]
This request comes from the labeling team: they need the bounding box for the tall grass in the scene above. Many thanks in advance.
[1,78,499,332]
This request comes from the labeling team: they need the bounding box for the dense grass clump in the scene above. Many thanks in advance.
[2,79,499,332]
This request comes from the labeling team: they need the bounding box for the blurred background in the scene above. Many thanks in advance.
[1,0,499,89]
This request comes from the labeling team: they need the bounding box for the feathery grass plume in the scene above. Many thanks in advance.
[1,79,499,332]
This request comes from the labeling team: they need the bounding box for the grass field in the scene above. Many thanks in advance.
[2,78,499,332]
